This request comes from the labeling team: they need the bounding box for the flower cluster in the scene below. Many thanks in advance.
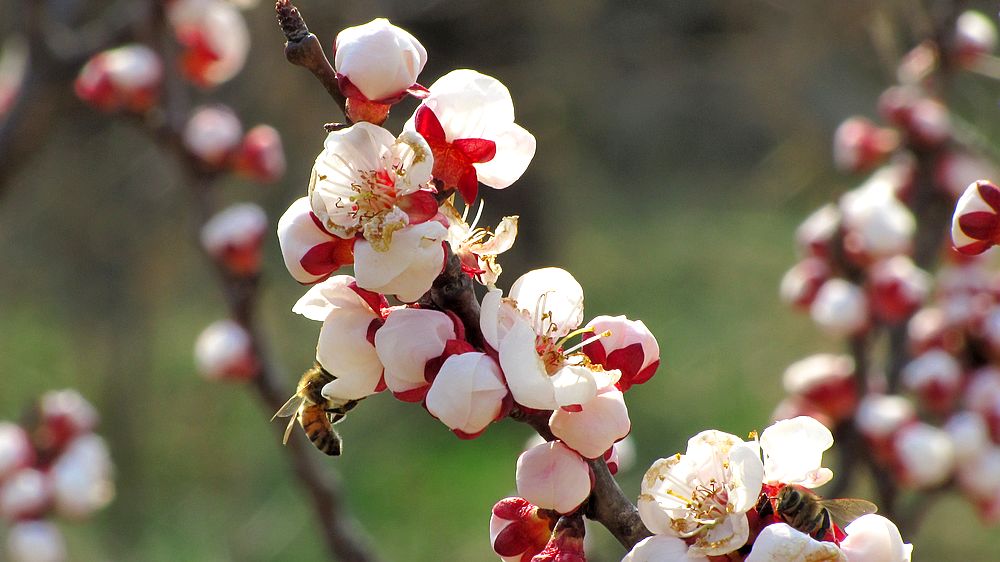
[626,417,910,561]
[0,390,114,562]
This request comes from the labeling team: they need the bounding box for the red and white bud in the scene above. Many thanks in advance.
[74,44,162,113]
[405,69,536,203]
[936,151,998,200]
[840,514,912,562]
[604,436,635,475]
[856,394,916,442]
[779,257,831,310]
[529,515,586,562]
[795,204,841,259]
[745,523,845,562]
[5,520,66,562]
[833,117,899,174]
[0,424,33,482]
[293,276,386,401]
[334,18,426,123]
[50,434,114,519]
[810,279,868,337]
[276,197,355,284]
[515,441,592,515]
[581,315,660,392]
[623,536,710,562]
[375,308,454,401]
[183,105,243,166]
[907,307,959,355]
[957,446,1000,501]
[233,125,285,183]
[39,390,98,449]
[953,11,998,67]
[167,0,249,87]
[782,354,857,422]
[489,497,558,562]
[945,411,990,462]
[200,202,267,276]
[549,386,630,459]
[193,319,257,381]
[425,352,506,438]
[0,468,50,520]
[868,257,930,324]
[901,349,961,414]
[893,422,955,489]
[840,184,914,261]
[952,180,1000,255]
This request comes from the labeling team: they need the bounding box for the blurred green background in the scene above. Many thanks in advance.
[1,0,997,560]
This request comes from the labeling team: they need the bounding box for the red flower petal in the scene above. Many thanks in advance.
[457,166,479,204]
[453,137,497,164]
[300,238,356,277]
[415,105,446,143]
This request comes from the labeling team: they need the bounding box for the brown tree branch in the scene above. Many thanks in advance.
[275,0,346,120]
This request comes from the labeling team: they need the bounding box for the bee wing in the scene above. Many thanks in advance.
[282,410,299,445]
[822,499,878,527]
[272,395,305,421]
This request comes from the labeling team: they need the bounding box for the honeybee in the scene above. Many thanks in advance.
[758,484,878,540]
[272,364,359,456]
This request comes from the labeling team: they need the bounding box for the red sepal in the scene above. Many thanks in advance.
[350,281,389,315]
[393,385,430,403]
[300,238,356,279]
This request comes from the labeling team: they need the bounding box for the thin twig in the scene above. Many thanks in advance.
[275,0,347,120]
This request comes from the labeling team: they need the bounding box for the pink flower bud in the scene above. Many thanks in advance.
[782,354,857,422]
[581,315,660,391]
[779,257,831,310]
[74,45,162,113]
[549,386,630,459]
[901,350,961,414]
[38,390,98,451]
[5,520,66,562]
[867,257,929,324]
[50,435,114,519]
[489,497,558,562]
[193,319,257,381]
[840,514,912,562]
[0,424,33,482]
[833,117,899,174]
[810,279,868,337]
[425,352,507,438]
[168,0,249,88]
[529,515,586,562]
[182,105,243,166]
[893,422,955,489]
[0,468,50,520]
[233,125,286,183]
[516,441,592,515]
[952,180,1000,255]
[375,308,455,401]
[334,19,426,104]
[200,203,267,276]
[276,197,356,285]
[953,11,998,67]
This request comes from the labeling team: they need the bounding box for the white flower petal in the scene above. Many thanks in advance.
[745,523,846,562]
[498,315,557,410]
[292,275,365,321]
[425,352,507,434]
[760,416,834,487]
[316,307,383,400]
[509,267,585,337]
[474,122,536,189]
[354,221,447,302]
[549,387,630,459]
[622,536,709,562]
[277,197,343,284]
[375,308,453,393]
[515,441,591,514]
[840,514,911,562]
[334,18,426,101]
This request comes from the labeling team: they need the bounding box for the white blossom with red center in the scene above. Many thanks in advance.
[833,116,898,174]
[867,256,930,324]
[74,44,162,113]
[758,416,835,489]
[782,354,857,422]
[515,441,592,515]
[425,351,508,438]
[292,275,388,400]
[548,385,630,459]
[193,319,258,381]
[333,18,427,123]
[38,390,98,449]
[952,180,1000,256]
[183,105,243,166]
[233,125,286,183]
[944,411,990,463]
[780,257,831,310]
[406,69,536,203]
[441,198,518,287]
[581,315,660,392]
[901,349,961,414]
[200,202,268,277]
[637,429,764,556]
[167,0,249,88]
[953,10,998,67]
[796,204,841,259]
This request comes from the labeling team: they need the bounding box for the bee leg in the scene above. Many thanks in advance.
[816,509,832,541]
[755,492,774,519]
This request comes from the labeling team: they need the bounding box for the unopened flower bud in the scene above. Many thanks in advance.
[425,352,507,438]
[233,125,286,183]
[0,468,50,520]
[779,257,831,310]
[810,279,868,337]
[183,105,243,166]
[168,0,249,88]
[795,204,841,259]
[868,257,930,324]
[893,422,955,489]
[958,446,1000,501]
[516,441,592,514]
[782,354,857,422]
[833,117,899,174]
[375,307,454,401]
[74,45,162,112]
[945,411,990,462]
[953,11,997,67]
[901,350,961,414]
[200,203,267,276]
[841,184,914,262]
[581,315,660,391]
[0,424,33,482]
[193,319,258,381]
[5,520,66,562]
[840,514,912,562]
[952,180,1000,256]
[38,390,98,451]
[489,497,558,562]
[907,307,960,355]
[50,434,114,519]
[856,394,916,456]
[549,386,630,459]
